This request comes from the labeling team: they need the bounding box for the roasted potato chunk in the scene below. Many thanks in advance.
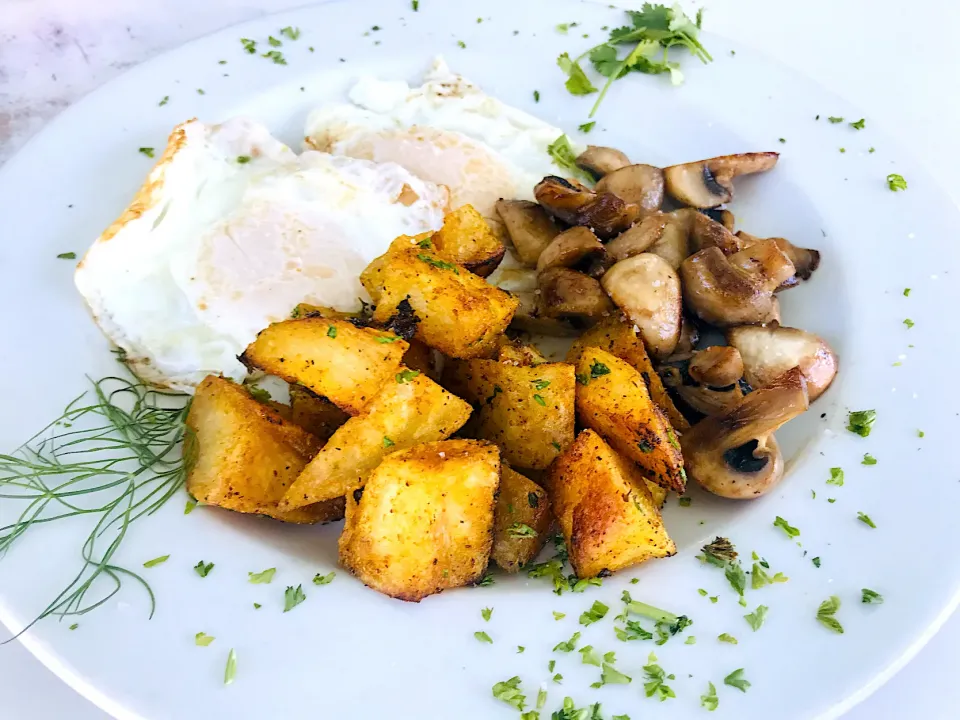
[288,385,349,442]
[549,429,675,578]
[452,359,576,470]
[575,348,686,492]
[429,204,506,277]
[339,439,500,601]
[568,317,690,432]
[280,371,472,509]
[186,376,343,524]
[491,468,552,572]
[363,246,518,359]
[240,318,408,415]
[403,339,438,380]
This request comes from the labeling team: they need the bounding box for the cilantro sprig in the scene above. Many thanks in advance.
[557,4,712,119]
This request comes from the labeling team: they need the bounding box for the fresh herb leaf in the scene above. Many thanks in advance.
[862,453,877,466]
[396,369,420,384]
[280,26,301,41]
[579,121,596,133]
[828,116,844,123]
[718,633,738,644]
[224,648,237,685]
[600,662,632,685]
[615,619,654,642]
[553,611,565,620]
[579,600,609,626]
[701,682,719,711]
[518,646,525,653]
[326,325,337,338]
[69,623,79,630]
[158,96,170,107]
[481,607,493,621]
[194,560,214,578]
[253,603,261,609]
[195,631,215,646]
[557,52,598,95]
[903,318,914,329]
[412,0,419,10]
[382,436,395,448]
[887,173,908,191]
[723,668,750,692]
[532,379,552,391]
[827,467,844,486]
[533,90,541,102]
[725,562,747,596]
[857,511,877,528]
[283,584,306,612]
[241,38,257,54]
[143,555,170,568]
[903,288,911,296]
[138,147,155,158]
[850,118,865,129]
[678,496,691,507]
[248,568,276,584]
[744,604,768,631]
[492,676,526,711]
[862,588,884,604]
[642,661,675,701]
[546,134,590,183]
[847,409,876,437]
[553,631,581,652]
[56,252,78,260]
[261,50,287,65]
[477,573,494,586]
[773,516,800,538]
[590,360,610,378]
[475,630,493,643]
[236,155,252,164]
[579,644,602,666]
[184,497,198,515]
[313,571,335,585]
[417,253,459,273]
[267,36,282,47]
[684,635,696,645]
[817,595,844,633]
[812,556,821,568]
[508,522,538,538]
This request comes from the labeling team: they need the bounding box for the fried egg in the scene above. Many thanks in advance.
[304,57,565,226]
[76,117,449,391]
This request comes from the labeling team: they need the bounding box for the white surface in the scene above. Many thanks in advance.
[1,0,959,718]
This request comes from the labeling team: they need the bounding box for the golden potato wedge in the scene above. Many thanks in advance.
[365,246,518,359]
[549,429,675,578]
[496,338,549,367]
[428,204,506,277]
[288,385,349,442]
[646,482,669,509]
[575,348,686,492]
[339,439,500,601]
[186,376,344,524]
[452,359,576,470]
[567,316,690,432]
[491,467,552,572]
[289,303,361,321]
[280,370,472,509]
[240,317,408,415]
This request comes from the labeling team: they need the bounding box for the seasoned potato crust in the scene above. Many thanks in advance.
[491,467,552,572]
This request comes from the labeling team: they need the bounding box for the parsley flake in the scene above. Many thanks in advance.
[417,253,459,273]
[744,604,768,631]
[827,467,844,486]
[57,252,77,260]
[828,116,844,123]
[553,631,581,652]
[261,50,287,65]
[724,668,750,693]
[862,453,877,465]
[774,516,800,538]
[816,595,844,633]
[143,555,170,568]
[158,96,170,107]
[718,633,738,644]
[247,568,276,584]
[701,682,719,711]
[194,560,214,577]
[507,523,538,538]
[643,661,675,701]
[850,118,865,129]
[195,632,215,647]
[887,173,908,191]
[280,26,301,40]
[396,369,420,384]
[857,511,877,528]
[847,409,876,437]
[862,588,884,604]
[492,677,526,711]
[224,649,237,685]
[283,584,306,612]
[313,571,335,585]
[241,38,257,54]
[533,90,541,102]
[533,394,547,406]
[481,607,493,621]
[903,318,915,329]
[579,600,609,626]
[236,155,251,164]
[327,325,337,338]
[138,147,155,158]
[553,611,565,620]
[812,556,821,568]
[382,436,395,448]
[474,630,493,643]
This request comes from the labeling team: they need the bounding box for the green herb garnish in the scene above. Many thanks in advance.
[139,147,155,158]
[158,96,170,107]
[533,394,547,406]
[887,173,908,191]
[247,568,276,584]
[828,116,844,123]
[701,682,719,711]
[579,600,609,626]
[283,584,306,612]
[862,588,883,604]
[643,661,675,701]
[396,369,420,384]
[724,668,750,692]
[507,523,538,538]
[241,38,257,54]
[816,595,843,633]
[579,121,596,133]
[481,607,493,621]
[280,26,301,40]
[827,467,844,486]
[846,409,876,437]
[773,516,800,538]
[862,454,877,466]
[313,571,335,585]
[718,633,737,644]
[416,253,459,273]
[236,155,251,164]
[857,511,877,528]
[744,604,768,631]
[492,677,526,710]
[195,632,215,646]
[194,560,214,578]
[850,118,865,129]
[247,386,271,403]
[143,555,170,568]
[261,50,287,65]
[224,648,237,685]
[474,630,493,643]
[56,252,77,260]
[553,631,581,652]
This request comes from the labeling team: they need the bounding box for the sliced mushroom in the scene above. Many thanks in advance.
[737,231,821,289]
[688,211,744,255]
[495,199,562,266]
[680,241,795,327]
[681,367,809,499]
[700,208,735,231]
[600,253,682,359]
[659,360,744,418]
[534,176,641,240]
[664,152,779,208]
[727,323,837,402]
[676,315,700,354]
[688,346,744,387]
[606,213,669,261]
[575,146,632,180]
[596,164,665,213]
[510,291,579,336]
[536,226,607,274]
[538,267,615,323]
[646,211,695,269]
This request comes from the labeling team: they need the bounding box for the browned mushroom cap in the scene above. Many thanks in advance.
[700,208,735,231]
[596,164,665,213]
[495,199,562,266]
[676,383,744,417]
[727,323,838,402]
[600,253,682,359]
[681,367,809,499]
[688,211,745,255]
[538,267,615,323]
[537,226,607,274]
[688,346,744,387]
[510,291,579,336]
[606,213,669,262]
[664,152,779,208]
[737,231,821,289]
[676,314,700,354]
[646,211,695,269]
[534,176,641,240]
[679,241,795,327]
[575,146,632,179]
[659,352,743,418]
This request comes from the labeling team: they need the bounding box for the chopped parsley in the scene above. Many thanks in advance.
[578,122,597,134]
[253,603,261,609]
[184,497,198,514]
[241,38,257,54]
[417,253,459,273]
[143,555,170,568]
[857,511,877,528]
[918,429,925,438]
[579,600,609,626]
[698,588,708,596]
[313,571,335,585]
[327,325,337,338]
[773,516,800,538]
[599,662,632,686]
[533,394,547,406]
[411,0,419,9]
[862,453,877,466]
[751,563,787,589]
[678,497,691,507]
[474,630,493,643]
[816,595,843,633]
[382,436,395,448]
[280,26,301,40]
[828,116,844,123]
[553,631,581,652]
[684,635,696,645]
[56,252,77,260]
[262,50,287,65]
[553,611,565,620]
[457,40,466,49]
[862,588,884,604]
[532,379,551,390]
[579,644,601,666]
[477,573,494,586]
[196,88,205,95]
[846,409,876,437]
[723,668,750,693]
[850,118,865,129]
[195,632,215,647]
[247,386,271,403]
[138,147,155,158]
[69,623,78,630]
[903,318,914,329]
[903,288,911,296]
[236,155,252,164]
[224,648,237,685]
[481,607,493,621]
[812,556,821,568]
[518,646,525,653]
[507,523,538,538]
[744,604,768,631]
[887,173,908,191]
[642,661,675,701]
[492,677,526,711]
[546,134,591,183]
[701,537,737,565]
[247,568,276,584]
[717,633,737,644]
[396,369,420,384]
[533,90,541,102]
[283,584,306,612]
[194,560,214,577]
[537,688,547,709]
[557,52,598,96]
[267,35,282,47]
[158,96,170,106]
[827,467,844,486]
[615,620,654,642]
[701,682,719,711]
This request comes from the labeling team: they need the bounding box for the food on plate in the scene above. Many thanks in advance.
[533,175,641,240]
[595,163,665,213]
[339,439,500,601]
[75,117,449,391]
[663,152,779,207]
[491,467,552,572]
[681,367,809,498]
[280,371,472,509]
[574,145,632,180]
[446,359,576,470]
[727,323,838,401]
[240,317,408,415]
[549,429,676,578]
[536,226,607,275]
[574,348,686,493]
[288,385,350,441]
[687,345,745,387]
[736,230,822,290]
[494,199,562,265]
[536,267,615,324]
[496,338,549,367]
[428,204,506,277]
[363,244,519,359]
[185,375,344,524]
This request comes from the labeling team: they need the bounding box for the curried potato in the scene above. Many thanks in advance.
[429,204,506,277]
[549,429,675,578]
[186,376,344,524]
[279,370,472,509]
[451,359,576,470]
[339,439,500,601]
[363,246,518,359]
[288,385,349,442]
[240,317,408,415]
[575,348,686,492]
[567,316,690,432]
[491,467,552,572]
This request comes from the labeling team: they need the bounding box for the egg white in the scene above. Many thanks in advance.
[76,117,449,391]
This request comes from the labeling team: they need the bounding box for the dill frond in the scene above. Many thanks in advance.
[0,375,192,640]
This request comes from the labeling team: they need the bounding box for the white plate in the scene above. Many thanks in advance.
[1,1,959,718]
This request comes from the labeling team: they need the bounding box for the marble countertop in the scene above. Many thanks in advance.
[2,0,959,718]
